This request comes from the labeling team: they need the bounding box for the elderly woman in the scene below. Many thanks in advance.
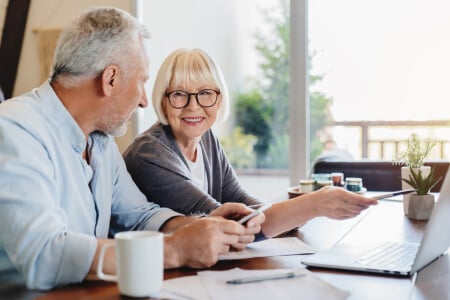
[123,48,377,238]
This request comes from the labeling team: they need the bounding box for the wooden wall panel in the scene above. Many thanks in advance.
[0,0,31,99]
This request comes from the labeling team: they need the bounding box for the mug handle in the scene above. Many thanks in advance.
[97,243,117,282]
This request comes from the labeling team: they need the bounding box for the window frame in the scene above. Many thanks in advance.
[289,0,310,185]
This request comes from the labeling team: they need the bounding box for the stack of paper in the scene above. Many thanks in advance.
[219,237,316,260]
[158,237,348,299]
[161,268,349,300]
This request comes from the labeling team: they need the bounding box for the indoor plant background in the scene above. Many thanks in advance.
[394,133,436,189]
[394,133,438,219]
[401,167,442,220]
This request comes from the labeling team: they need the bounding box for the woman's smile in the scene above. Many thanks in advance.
[182,116,205,125]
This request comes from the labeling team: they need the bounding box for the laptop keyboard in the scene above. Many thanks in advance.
[354,241,419,270]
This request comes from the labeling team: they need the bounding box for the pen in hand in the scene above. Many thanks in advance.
[372,189,416,200]
[226,271,305,285]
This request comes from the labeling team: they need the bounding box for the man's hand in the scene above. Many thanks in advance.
[163,217,245,268]
[210,203,265,250]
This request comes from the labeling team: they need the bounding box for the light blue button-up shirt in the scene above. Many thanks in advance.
[0,82,181,290]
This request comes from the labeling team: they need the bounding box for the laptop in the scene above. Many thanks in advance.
[302,169,450,276]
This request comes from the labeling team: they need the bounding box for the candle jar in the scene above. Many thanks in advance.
[316,179,333,190]
[299,179,315,193]
[331,172,344,186]
[346,177,363,192]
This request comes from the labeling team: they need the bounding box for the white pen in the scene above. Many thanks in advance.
[238,203,272,225]
[226,271,305,285]
[373,189,416,200]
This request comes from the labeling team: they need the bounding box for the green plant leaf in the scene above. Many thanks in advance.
[402,167,442,195]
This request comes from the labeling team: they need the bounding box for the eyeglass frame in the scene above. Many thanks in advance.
[165,89,221,109]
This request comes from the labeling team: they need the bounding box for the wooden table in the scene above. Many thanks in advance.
[1,199,449,300]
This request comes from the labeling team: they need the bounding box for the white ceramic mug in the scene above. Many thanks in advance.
[97,231,163,297]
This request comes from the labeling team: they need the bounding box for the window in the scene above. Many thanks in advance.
[309,0,450,161]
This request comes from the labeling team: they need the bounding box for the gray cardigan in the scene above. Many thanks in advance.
[123,123,260,215]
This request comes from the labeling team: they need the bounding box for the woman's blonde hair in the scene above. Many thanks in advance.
[152,48,230,125]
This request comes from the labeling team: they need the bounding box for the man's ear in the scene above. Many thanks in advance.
[101,65,118,97]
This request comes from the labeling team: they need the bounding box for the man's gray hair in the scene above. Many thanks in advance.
[51,7,150,87]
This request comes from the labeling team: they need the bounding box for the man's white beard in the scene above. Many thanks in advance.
[106,121,128,137]
[101,109,129,137]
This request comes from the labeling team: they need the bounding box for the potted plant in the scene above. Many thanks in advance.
[394,134,436,187]
[394,133,436,168]
[401,167,442,220]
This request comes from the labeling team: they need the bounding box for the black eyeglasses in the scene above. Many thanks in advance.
[165,89,220,109]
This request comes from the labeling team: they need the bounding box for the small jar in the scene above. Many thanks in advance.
[331,172,344,186]
[299,179,315,193]
[346,177,363,192]
[316,179,333,190]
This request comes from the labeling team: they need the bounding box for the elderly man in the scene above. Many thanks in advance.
[0,7,263,290]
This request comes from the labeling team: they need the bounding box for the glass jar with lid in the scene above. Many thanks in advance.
[345,177,363,192]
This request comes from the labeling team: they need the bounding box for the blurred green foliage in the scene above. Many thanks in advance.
[222,0,333,168]
[220,127,257,168]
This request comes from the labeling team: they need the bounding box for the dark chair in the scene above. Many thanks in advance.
[0,86,4,103]
[312,160,450,192]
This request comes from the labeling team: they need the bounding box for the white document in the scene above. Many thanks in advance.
[161,268,349,300]
[219,237,316,260]
[198,268,350,300]
[161,275,210,300]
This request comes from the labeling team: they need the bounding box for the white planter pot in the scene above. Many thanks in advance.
[403,193,435,220]
[401,166,431,208]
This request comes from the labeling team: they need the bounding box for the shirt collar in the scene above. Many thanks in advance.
[35,81,109,153]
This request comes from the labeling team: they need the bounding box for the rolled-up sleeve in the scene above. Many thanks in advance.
[25,232,97,290]
[107,136,183,235]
